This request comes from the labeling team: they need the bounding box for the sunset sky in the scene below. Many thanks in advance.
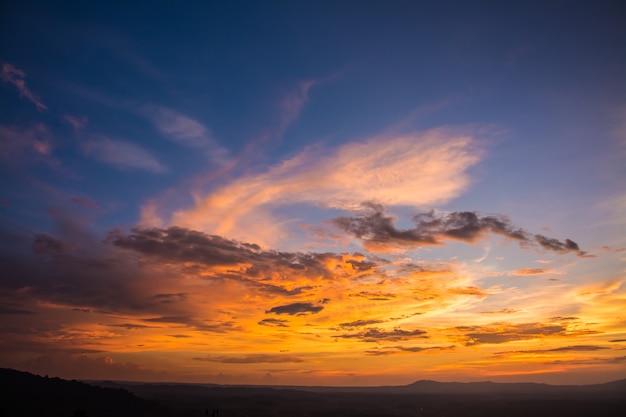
[1,1,625,386]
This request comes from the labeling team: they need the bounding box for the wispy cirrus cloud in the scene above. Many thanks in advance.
[168,127,483,244]
[277,80,315,135]
[143,105,228,162]
[1,63,47,111]
[70,197,99,209]
[82,136,166,173]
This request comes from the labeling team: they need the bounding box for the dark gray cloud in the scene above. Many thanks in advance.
[339,319,384,328]
[0,305,36,315]
[143,316,239,332]
[111,226,379,282]
[193,354,305,364]
[365,345,454,356]
[32,233,68,255]
[266,302,324,316]
[108,323,157,330]
[534,235,590,257]
[0,224,381,335]
[258,318,290,327]
[150,293,189,304]
[110,226,261,266]
[339,327,428,343]
[332,203,588,256]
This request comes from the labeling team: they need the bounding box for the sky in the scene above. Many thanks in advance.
[0,0,625,386]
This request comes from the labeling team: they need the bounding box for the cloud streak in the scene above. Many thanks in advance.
[143,106,228,163]
[1,63,47,111]
[168,127,483,243]
[193,354,305,364]
[82,136,166,173]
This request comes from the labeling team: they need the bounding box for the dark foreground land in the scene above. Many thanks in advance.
[1,368,625,417]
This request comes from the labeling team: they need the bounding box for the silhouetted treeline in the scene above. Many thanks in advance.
[2,368,625,417]
[0,368,169,417]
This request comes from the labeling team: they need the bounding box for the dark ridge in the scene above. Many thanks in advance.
[3,368,625,417]
[0,368,169,417]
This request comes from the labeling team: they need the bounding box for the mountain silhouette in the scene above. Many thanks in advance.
[0,368,168,417]
[2,368,625,416]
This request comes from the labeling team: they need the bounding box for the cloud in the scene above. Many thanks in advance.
[447,286,488,296]
[143,106,209,148]
[332,204,588,255]
[349,291,396,300]
[480,309,519,314]
[143,106,228,161]
[456,322,568,345]
[493,345,611,359]
[81,136,166,173]
[535,235,591,257]
[193,354,305,364]
[0,124,56,167]
[266,302,324,316]
[142,316,238,332]
[0,305,37,315]
[70,197,99,209]
[109,323,157,330]
[1,63,47,111]
[169,127,483,243]
[64,115,88,131]
[32,233,68,255]
[149,293,188,304]
[339,319,385,328]
[278,80,315,135]
[509,268,562,277]
[339,327,428,343]
[542,356,626,366]
[258,318,290,327]
[365,345,454,356]
[110,226,378,289]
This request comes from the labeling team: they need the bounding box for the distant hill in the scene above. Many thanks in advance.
[0,368,169,417]
[392,378,626,395]
[2,368,625,417]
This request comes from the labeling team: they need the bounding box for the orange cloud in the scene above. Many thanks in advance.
[164,127,483,245]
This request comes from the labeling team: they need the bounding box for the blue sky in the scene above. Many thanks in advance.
[1,1,625,385]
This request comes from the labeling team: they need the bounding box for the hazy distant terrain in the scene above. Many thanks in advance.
[2,368,625,417]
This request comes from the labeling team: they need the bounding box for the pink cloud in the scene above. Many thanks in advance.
[64,115,88,131]
[1,63,47,111]
[70,197,99,209]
